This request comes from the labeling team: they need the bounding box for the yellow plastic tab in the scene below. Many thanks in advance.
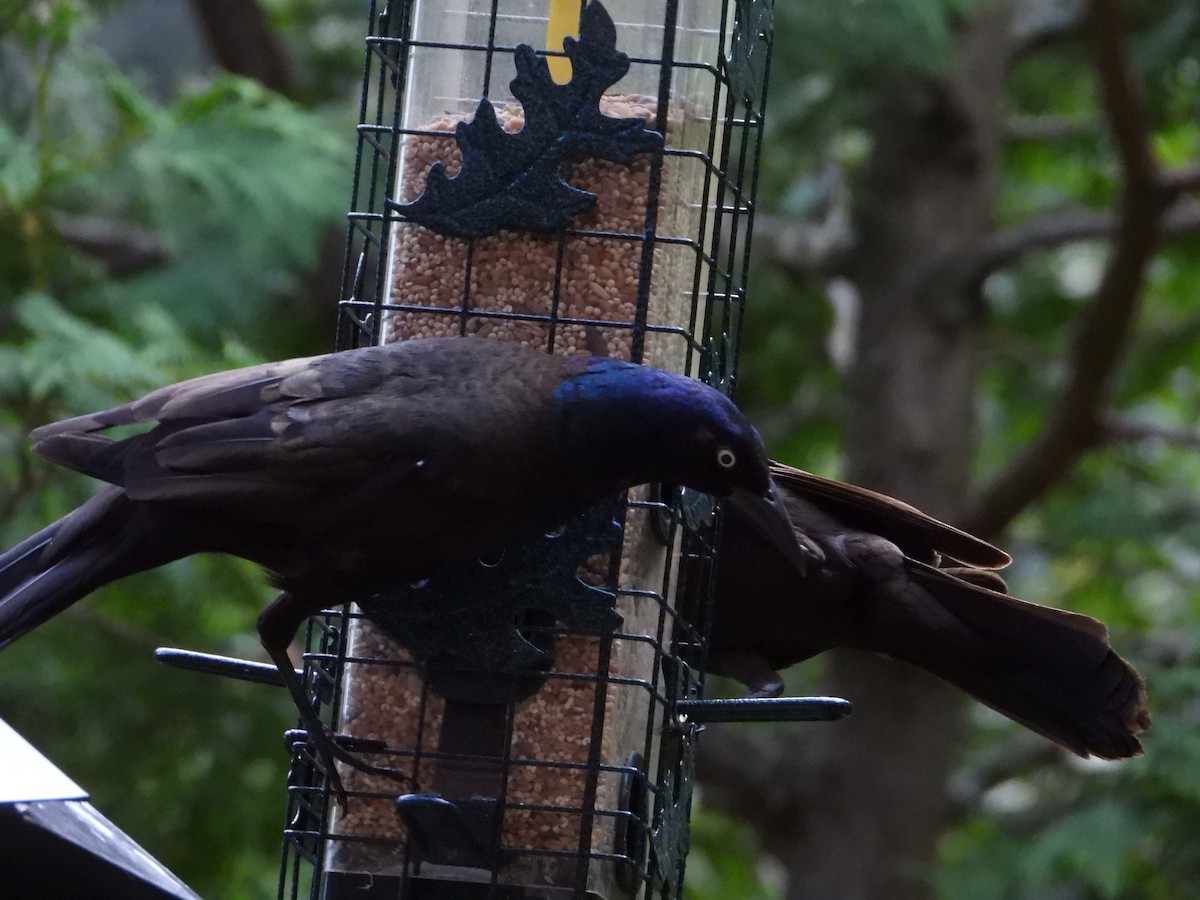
[546,0,580,83]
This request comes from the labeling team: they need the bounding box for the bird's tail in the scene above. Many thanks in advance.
[0,488,178,649]
[879,562,1151,760]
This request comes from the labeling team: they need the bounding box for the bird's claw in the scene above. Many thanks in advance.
[746,679,785,700]
[301,726,412,812]
[330,733,390,754]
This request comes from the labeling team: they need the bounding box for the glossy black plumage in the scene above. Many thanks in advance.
[0,336,799,800]
[710,462,1151,760]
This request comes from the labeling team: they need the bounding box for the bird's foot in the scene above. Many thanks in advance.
[745,678,785,700]
[302,726,413,812]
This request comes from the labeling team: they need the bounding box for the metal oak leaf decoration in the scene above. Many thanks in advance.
[355,497,623,676]
[390,1,663,238]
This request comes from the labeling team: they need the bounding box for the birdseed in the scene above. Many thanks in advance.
[384,96,698,371]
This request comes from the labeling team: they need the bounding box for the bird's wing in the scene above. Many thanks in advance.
[32,341,566,519]
[937,565,1009,593]
[30,344,512,516]
[906,561,1109,647]
[769,462,1011,569]
[30,355,322,440]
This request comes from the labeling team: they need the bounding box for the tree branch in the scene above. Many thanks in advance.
[755,209,853,279]
[1162,163,1200,196]
[1087,0,1160,186]
[946,734,1062,820]
[188,0,294,95]
[963,200,1200,281]
[52,213,166,278]
[961,0,1178,539]
[1010,0,1086,54]
[1004,114,1098,143]
[1099,412,1200,451]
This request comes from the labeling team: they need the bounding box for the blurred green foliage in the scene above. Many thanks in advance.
[1,1,1199,899]
[0,2,351,896]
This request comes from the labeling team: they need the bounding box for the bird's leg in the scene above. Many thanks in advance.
[707,650,786,699]
[258,592,410,810]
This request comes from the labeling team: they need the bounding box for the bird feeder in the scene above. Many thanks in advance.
[276,1,784,897]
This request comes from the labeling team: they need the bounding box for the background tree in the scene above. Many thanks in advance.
[1,2,1198,899]
[693,1,1200,898]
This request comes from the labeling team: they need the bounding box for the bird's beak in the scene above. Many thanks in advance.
[727,481,823,576]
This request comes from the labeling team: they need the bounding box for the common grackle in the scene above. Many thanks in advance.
[710,462,1151,760]
[0,336,805,801]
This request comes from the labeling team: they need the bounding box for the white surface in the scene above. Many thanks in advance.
[0,716,88,803]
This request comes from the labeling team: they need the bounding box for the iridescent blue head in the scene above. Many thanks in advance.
[555,357,772,498]
[554,355,815,573]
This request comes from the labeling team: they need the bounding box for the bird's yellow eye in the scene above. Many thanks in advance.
[716,447,737,469]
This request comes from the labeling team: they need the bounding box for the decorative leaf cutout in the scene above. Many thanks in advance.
[390,1,663,238]
[355,497,623,678]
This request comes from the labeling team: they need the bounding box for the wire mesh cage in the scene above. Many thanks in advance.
[278,1,777,897]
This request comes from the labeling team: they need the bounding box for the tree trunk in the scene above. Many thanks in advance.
[697,2,1192,895]
[783,7,1013,898]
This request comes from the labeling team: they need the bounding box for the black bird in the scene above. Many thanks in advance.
[0,336,805,799]
[710,462,1151,760]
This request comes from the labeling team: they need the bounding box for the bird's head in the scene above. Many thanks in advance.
[557,357,815,573]
[664,384,772,499]
[557,357,772,497]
